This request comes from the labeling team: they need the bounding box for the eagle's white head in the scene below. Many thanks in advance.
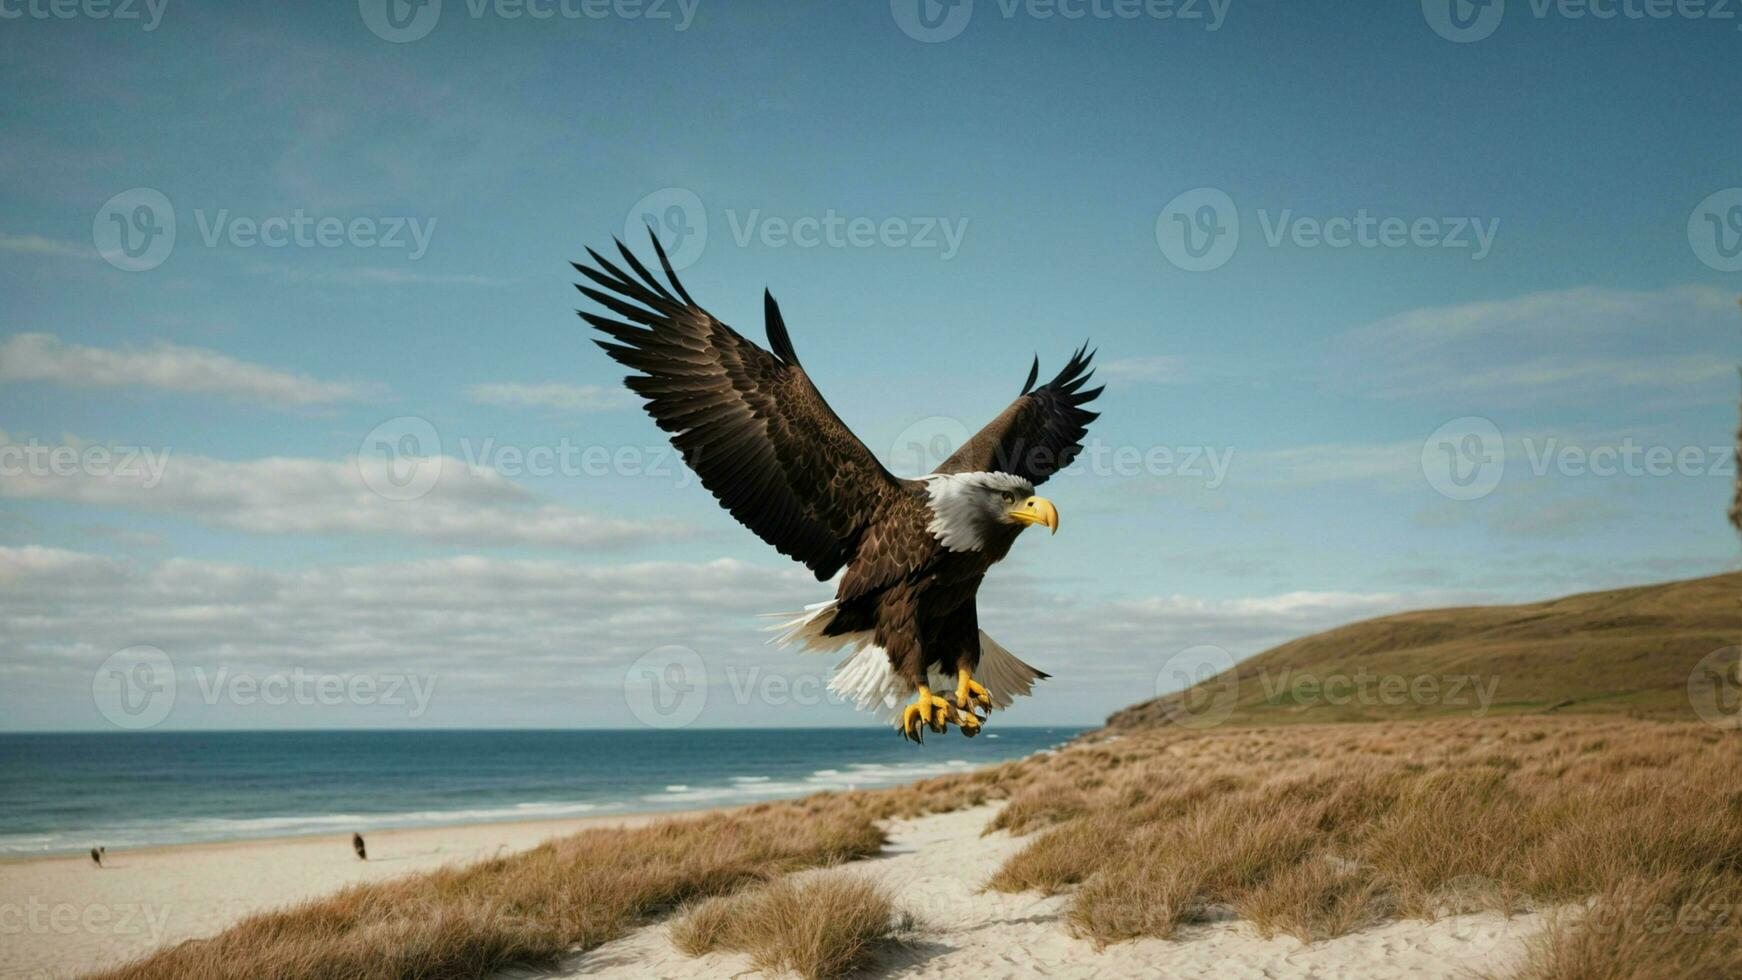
[922,471,1059,552]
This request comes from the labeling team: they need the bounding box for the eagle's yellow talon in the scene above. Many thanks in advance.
[954,669,993,712]
[957,710,981,737]
[900,686,954,743]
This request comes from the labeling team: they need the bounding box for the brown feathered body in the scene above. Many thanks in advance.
[578,233,1101,720]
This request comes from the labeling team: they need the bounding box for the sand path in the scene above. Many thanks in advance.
[540,804,1550,980]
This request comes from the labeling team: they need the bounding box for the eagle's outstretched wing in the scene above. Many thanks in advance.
[579,232,903,581]
[935,345,1102,486]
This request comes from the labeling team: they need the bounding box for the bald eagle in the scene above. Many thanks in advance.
[578,233,1102,741]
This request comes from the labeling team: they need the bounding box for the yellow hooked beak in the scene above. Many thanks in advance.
[1010,496,1059,534]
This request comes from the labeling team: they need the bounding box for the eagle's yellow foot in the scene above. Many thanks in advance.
[900,686,955,743]
[954,668,993,713]
[956,708,982,737]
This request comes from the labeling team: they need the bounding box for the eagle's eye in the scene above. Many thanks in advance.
[1000,491,1016,504]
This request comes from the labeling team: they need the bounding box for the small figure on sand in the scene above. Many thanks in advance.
[352,832,367,861]
[90,846,102,867]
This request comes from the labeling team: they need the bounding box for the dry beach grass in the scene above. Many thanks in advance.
[669,873,912,979]
[982,718,1742,978]
[88,803,884,980]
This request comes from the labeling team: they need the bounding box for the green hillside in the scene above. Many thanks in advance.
[1107,571,1742,729]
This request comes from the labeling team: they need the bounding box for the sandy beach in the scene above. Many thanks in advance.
[0,812,683,979]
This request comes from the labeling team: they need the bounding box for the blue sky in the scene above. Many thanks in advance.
[1,0,1738,731]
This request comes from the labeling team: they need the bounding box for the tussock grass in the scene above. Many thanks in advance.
[1510,872,1742,980]
[670,873,911,979]
[984,717,1742,975]
[92,802,884,980]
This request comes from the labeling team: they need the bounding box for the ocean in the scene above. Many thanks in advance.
[0,727,1082,857]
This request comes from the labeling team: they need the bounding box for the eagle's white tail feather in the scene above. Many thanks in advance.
[766,600,1047,726]
[763,600,862,654]
[831,644,908,723]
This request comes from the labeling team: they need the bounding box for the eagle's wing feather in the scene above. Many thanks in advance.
[580,233,904,581]
[935,345,1102,486]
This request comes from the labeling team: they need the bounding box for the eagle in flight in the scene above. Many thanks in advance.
[578,233,1102,741]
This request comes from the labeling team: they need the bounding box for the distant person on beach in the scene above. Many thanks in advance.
[352,833,367,861]
[90,847,101,867]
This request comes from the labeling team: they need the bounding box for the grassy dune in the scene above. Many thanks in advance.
[985,717,1742,978]
[1108,571,1742,727]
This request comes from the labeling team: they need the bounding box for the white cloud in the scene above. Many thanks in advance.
[1099,356,1187,384]
[1339,284,1739,403]
[0,233,92,259]
[0,434,688,551]
[467,381,636,413]
[0,546,816,728]
[1233,439,1423,488]
[0,333,379,407]
[0,544,1485,730]
[257,265,515,287]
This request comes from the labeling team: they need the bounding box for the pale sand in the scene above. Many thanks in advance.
[0,812,677,980]
[544,804,1551,980]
